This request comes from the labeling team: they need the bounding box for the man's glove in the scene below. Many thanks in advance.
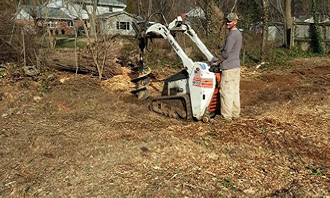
[209,64,220,73]
[209,57,221,73]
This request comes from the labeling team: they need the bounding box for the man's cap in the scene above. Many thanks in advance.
[225,13,239,22]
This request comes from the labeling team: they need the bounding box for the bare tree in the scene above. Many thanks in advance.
[65,0,118,79]
[0,0,43,70]
[230,0,239,13]
[44,6,58,49]
[197,0,224,38]
[269,0,284,21]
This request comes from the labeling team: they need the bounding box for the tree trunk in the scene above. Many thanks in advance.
[285,0,292,48]
[261,0,269,61]
[90,0,99,38]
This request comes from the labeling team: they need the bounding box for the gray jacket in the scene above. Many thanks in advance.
[220,29,242,71]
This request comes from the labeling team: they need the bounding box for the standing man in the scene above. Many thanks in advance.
[219,13,242,122]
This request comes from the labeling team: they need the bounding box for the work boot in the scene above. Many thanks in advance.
[211,116,232,123]
[223,118,233,123]
[232,116,240,121]
[210,118,219,124]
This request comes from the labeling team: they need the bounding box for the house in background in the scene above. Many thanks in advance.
[98,11,140,36]
[47,0,126,20]
[70,0,127,13]
[15,0,128,36]
[15,5,77,35]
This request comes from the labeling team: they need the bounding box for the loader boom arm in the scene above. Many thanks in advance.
[168,16,215,62]
[146,23,195,75]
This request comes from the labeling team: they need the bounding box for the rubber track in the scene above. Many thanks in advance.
[150,94,192,121]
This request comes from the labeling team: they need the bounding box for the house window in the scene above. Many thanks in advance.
[67,21,74,27]
[46,21,57,28]
[109,7,113,12]
[116,21,130,30]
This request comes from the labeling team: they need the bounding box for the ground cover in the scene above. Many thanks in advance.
[0,57,329,197]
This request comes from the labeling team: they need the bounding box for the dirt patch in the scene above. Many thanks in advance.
[1,58,330,197]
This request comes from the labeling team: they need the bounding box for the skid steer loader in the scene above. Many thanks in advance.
[135,13,221,122]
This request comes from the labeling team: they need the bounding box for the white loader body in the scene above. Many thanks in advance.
[147,16,219,121]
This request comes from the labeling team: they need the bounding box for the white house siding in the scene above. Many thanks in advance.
[100,13,136,36]
[112,7,124,12]
[85,5,109,15]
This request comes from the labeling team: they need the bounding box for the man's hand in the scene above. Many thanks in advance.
[209,57,221,73]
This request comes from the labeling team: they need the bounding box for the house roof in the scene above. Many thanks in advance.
[98,11,146,26]
[46,7,73,20]
[72,0,126,8]
[19,5,74,20]
[46,0,127,20]
[98,11,133,19]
